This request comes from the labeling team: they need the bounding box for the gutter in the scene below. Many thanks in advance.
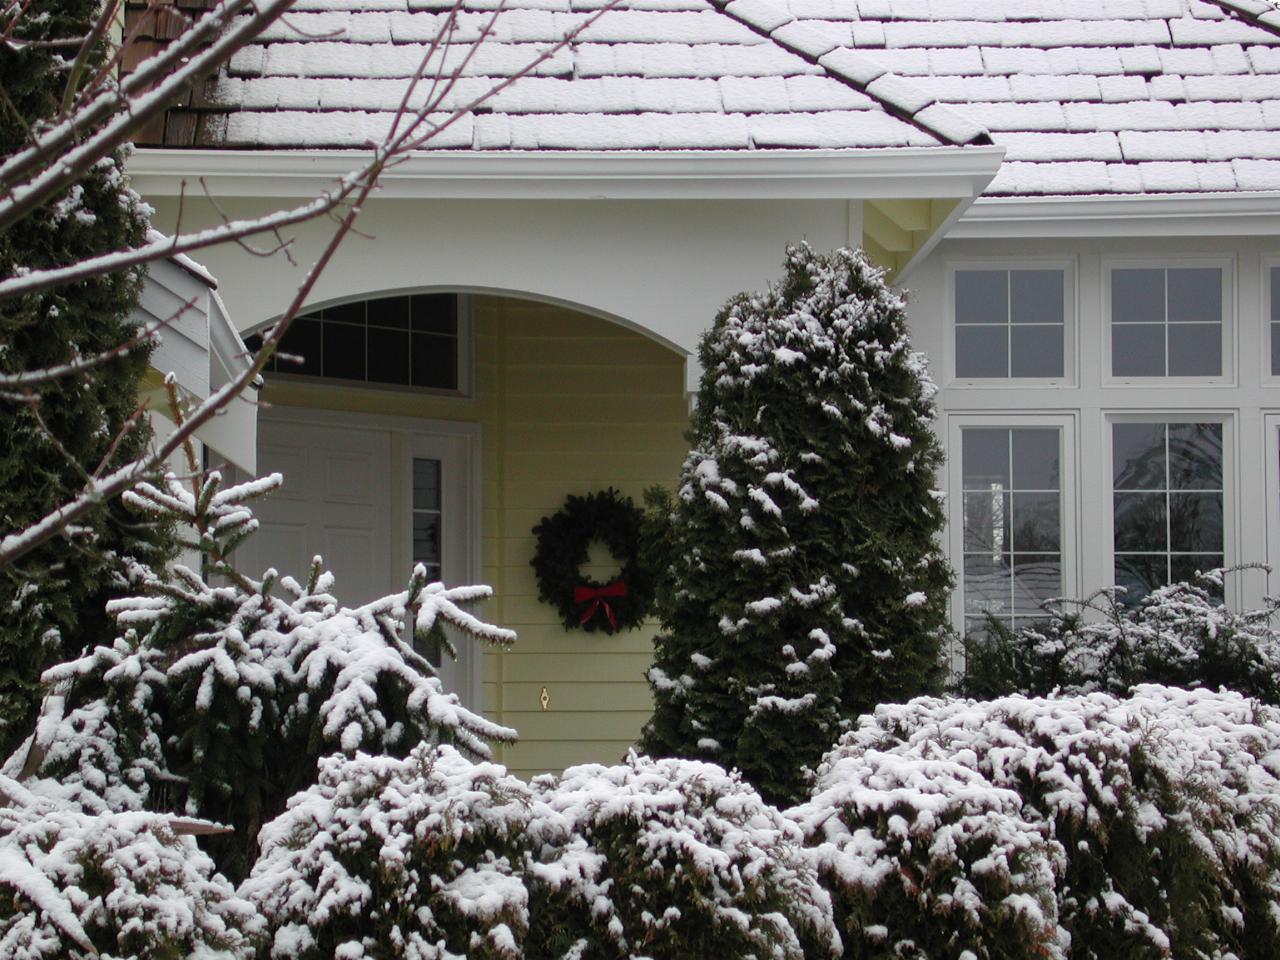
[953,191,1280,238]
[127,146,1005,202]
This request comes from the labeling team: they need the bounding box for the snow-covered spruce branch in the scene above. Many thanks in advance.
[0,0,293,231]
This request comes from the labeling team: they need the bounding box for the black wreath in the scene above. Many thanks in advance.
[530,488,653,634]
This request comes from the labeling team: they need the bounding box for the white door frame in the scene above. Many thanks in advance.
[258,406,484,709]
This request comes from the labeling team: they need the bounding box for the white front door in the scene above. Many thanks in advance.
[239,410,481,707]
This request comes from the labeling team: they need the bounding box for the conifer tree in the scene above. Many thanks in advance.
[640,244,951,805]
[0,0,171,755]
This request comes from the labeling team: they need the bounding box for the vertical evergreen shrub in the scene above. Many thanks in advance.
[640,244,951,805]
[0,0,171,755]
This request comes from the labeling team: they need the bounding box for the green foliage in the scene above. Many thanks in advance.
[244,744,532,960]
[794,753,1064,960]
[956,570,1280,704]
[0,0,172,756]
[819,687,1280,960]
[640,244,952,805]
[25,470,517,883]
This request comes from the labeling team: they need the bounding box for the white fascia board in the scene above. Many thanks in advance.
[127,146,1005,202]
[953,192,1280,239]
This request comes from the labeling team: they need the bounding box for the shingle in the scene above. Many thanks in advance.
[998,131,1123,162]
[203,0,1280,197]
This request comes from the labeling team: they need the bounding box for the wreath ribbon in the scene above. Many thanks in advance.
[574,579,628,631]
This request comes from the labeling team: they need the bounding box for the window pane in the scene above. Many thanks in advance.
[1112,268,1164,325]
[1010,325,1064,378]
[1167,267,1221,324]
[1010,270,1064,325]
[322,322,365,380]
[1114,492,1167,551]
[964,552,1012,616]
[276,316,322,376]
[412,333,458,389]
[367,328,411,385]
[1168,423,1222,489]
[1011,555,1061,616]
[1169,492,1223,551]
[1115,554,1167,605]
[412,294,459,335]
[1112,323,1165,377]
[1011,429,1060,490]
[1272,268,1280,375]
[1167,323,1221,377]
[956,325,1009,378]
[1011,492,1060,551]
[413,513,440,566]
[1170,554,1224,592]
[963,491,1009,552]
[962,429,1010,489]
[1272,321,1280,378]
[324,300,365,326]
[413,458,441,511]
[369,295,411,330]
[1113,423,1167,489]
[955,270,1008,325]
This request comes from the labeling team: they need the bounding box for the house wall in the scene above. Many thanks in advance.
[905,234,1280,638]
[255,295,689,778]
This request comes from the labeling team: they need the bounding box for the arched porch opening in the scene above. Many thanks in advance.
[240,287,692,778]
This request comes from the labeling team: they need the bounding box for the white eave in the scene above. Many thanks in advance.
[953,191,1280,239]
[127,146,1005,202]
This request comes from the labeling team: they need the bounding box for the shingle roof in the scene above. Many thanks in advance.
[154,0,1280,196]
[194,0,967,151]
[787,0,1280,194]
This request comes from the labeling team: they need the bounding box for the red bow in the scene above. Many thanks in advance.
[574,579,628,631]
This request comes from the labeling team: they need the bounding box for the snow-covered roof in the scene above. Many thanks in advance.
[789,0,1280,195]
[159,0,1280,196]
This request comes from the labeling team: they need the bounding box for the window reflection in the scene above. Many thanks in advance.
[1112,422,1223,603]
[961,427,1062,636]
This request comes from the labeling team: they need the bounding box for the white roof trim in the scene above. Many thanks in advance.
[953,191,1280,239]
[128,146,1005,201]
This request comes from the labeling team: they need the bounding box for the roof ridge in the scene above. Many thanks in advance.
[1209,0,1280,37]
[706,0,992,148]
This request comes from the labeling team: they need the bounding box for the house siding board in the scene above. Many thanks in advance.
[257,295,687,779]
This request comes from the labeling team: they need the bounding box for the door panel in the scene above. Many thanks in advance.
[244,418,392,606]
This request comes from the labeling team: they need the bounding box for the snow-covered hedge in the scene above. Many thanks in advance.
[958,572,1280,704]
[792,752,1063,959]
[244,745,531,960]
[0,774,260,960]
[526,754,839,960]
[808,686,1280,959]
[247,748,840,960]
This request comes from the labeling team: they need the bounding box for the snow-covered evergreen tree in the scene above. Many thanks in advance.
[640,244,951,805]
[0,0,173,758]
[14,467,516,881]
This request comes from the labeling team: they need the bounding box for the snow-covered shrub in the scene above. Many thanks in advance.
[957,571,1280,704]
[244,744,531,960]
[791,753,1063,960]
[525,753,840,960]
[0,773,261,959]
[641,243,951,805]
[815,687,1280,959]
[19,471,517,879]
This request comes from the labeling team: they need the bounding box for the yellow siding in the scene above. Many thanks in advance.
[261,296,690,778]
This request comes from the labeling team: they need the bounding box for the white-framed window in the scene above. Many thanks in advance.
[947,261,1074,383]
[246,292,474,396]
[1107,416,1229,605]
[1104,260,1233,382]
[1266,262,1280,380]
[947,415,1076,637]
